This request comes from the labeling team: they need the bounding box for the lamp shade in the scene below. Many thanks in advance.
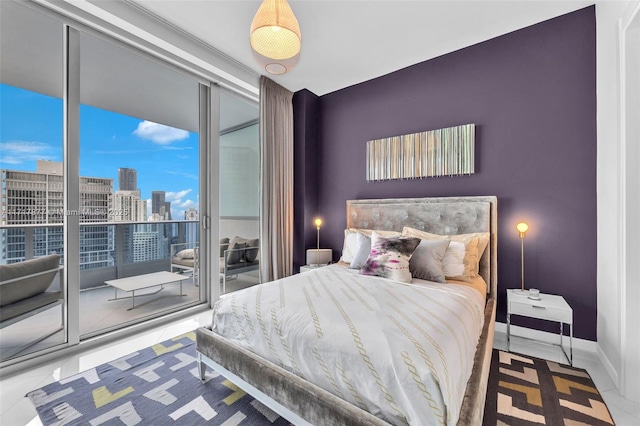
[250,0,301,75]
[517,222,529,237]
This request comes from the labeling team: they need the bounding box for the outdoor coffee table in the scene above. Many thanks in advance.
[105,271,188,310]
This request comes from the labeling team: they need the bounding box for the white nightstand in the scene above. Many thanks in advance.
[507,289,573,365]
[299,264,329,273]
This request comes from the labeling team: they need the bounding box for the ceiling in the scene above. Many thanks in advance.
[1,0,258,133]
[128,0,594,96]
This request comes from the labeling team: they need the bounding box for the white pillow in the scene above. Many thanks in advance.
[350,233,371,269]
[176,248,195,259]
[339,228,401,263]
[441,241,466,278]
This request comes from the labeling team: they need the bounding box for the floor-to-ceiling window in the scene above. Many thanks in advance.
[77,31,203,336]
[0,0,246,365]
[0,1,66,362]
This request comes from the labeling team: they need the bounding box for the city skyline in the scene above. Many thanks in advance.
[0,83,200,221]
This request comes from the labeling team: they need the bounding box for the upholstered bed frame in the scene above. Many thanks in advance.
[196,196,497,425]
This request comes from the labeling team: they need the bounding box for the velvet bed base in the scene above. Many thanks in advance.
[197,196,498,425]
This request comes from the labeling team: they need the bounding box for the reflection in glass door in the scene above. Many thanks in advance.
[0,2,66,362]
[219,91,260,295]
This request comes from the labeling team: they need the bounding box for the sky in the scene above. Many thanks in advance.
[0,84,200,220]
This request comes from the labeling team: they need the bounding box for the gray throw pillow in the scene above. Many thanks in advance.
[243,238,259,263]
[219,237,230,258]
[227,239,247,265]
[409,239,450,283]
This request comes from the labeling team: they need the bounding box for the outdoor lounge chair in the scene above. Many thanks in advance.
[0,254,64,359]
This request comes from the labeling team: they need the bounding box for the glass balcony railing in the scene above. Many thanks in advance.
[0,220,200,289]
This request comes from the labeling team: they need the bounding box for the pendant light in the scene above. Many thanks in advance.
[250,0,301,75]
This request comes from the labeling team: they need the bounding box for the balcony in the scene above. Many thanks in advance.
[0,219,259,363]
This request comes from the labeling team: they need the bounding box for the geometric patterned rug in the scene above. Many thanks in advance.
[27,331,289,425]
[27,337,617,426]
[483,349,615,425]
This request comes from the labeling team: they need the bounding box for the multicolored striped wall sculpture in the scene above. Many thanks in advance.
[366,123,475,181]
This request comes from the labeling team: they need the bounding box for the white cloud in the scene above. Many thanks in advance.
[166,189,192,202]
[178,199,195,209]
[145,190,199,220]
[165,189,198,220]
[133,121,189,145]
[0,140,57,165]
[166,170,198,180]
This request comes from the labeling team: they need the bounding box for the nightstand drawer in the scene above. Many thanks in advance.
[509,300,572,324]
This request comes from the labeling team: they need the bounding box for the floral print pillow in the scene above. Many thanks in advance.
[359,232,421,283]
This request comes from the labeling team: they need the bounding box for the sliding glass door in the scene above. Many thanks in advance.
[0,1,66,362]
[0,0,260,365]
[77,31,203,336]
[219,91,260,294]
[0,1,215,364]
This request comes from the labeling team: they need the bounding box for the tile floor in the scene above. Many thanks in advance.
[1,315,639,425]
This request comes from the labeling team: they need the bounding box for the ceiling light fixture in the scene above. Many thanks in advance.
[250,0,301,75]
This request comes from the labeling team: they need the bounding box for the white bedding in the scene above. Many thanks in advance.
[211,264,485,425]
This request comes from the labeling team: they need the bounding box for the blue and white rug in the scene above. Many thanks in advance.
[27,331,290,425]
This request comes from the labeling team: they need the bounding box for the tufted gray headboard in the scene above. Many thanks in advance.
[346,196,498,296]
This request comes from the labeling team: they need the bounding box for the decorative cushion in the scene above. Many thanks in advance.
[227,238,247,265]
[219,237,230,258]
[359,232,420,283]
[176,249,196,259]
[402,227,483,282]
[340,228,401,263]
[243,238,260,263]
[409,239,450,283]
[172,257,195,268]
[227,236,259,263]
[0,254,60,307]
[349,233,371,269]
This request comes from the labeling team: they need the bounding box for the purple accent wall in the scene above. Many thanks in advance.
[293,89,320,272]
[293,7,597,340]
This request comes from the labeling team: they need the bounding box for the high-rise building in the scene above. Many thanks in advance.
[118,167,137,191]
[132,230,161,263]
[183,209,199,249]
[164,201,172,220]
[151,191,165,215]
[111,190,147,222]
[184,208,198,221]
[1,161,115,268]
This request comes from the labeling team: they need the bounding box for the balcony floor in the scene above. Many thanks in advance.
[0,270,259,362]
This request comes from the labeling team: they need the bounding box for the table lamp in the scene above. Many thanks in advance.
[315,218,322,252]
[306,218,332,266]
[517,222,529,294]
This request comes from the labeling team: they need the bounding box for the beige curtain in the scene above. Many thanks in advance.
[259,76,294,282]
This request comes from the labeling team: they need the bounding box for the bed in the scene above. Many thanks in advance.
[196,196,497,425]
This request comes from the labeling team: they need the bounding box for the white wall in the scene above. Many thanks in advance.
[621,2,640,403]
[220,124,259,217]
[596,0,640,402]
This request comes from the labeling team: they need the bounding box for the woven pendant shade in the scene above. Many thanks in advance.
[250,0,301,75]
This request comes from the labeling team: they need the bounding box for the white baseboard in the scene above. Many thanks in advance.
[596,344,619,389]
[494,321,597,353]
